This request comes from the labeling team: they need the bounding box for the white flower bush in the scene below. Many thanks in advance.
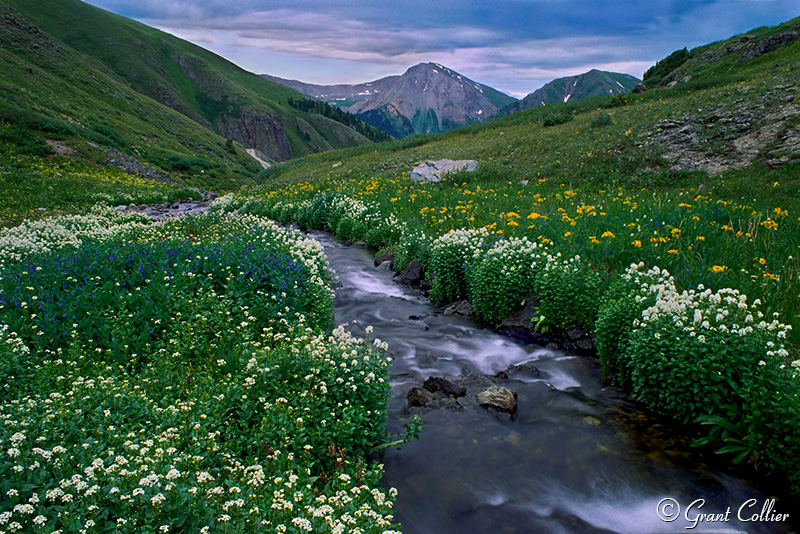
[0,205,150,267]
[429,227,492,302]
[466,236,549,324]
[597,262,800,486]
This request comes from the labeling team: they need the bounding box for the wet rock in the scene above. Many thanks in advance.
[443,300,472,317]
[503,363,541,380]
[407,386,436,408]
[374,252,396,269]
[446,371,497,390]
[566,327,585,341]
[410,159,479,183]
[477,386,518,416]
[376,261,393,271]
[574,338,595,355]
[394,259,424,286]
[496,298,547,344]
[423,376,467,398]
[354,240,367,247]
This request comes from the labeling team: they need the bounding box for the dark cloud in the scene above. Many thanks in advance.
[81,0,799,96]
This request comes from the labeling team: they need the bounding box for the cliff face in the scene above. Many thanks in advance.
[216,108,293,162]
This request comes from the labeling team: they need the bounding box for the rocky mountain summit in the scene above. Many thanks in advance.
[265,63,517,138]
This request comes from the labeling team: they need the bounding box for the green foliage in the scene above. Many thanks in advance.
[595,274,651,384]
[642,47,691,87]
[428,228,490,303]
[0,212,399,532]
[288,96,393,143]
[164,153,214,173]
[589,111,614,128]
[541,108,575,127]
[88,122,125,148]
[0,124,50,155]
[533,259,606,332]
[602,263,800,489]
[391,221,430,272]
[465,237,545,325]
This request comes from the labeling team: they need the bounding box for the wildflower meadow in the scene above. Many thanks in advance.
[214,158,800,493]
[0,208,401,533]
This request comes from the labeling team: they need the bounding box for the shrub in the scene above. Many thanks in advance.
[533,254,606,332]
[589,111,614,128]
[595,263,665,384]
[296,192,335,230]
[541,110,574,127]
[428,228,491,303]
[392,221,430,272]
[0,125,50,155]
[467,237,547,324]
[627,278,793,422]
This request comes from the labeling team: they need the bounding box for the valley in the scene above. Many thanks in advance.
[1,2,800,532]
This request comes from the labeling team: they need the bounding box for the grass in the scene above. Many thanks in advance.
[0,147,206,228]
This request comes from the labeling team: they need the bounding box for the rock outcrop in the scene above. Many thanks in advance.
[640,83,800,174]
[410,159,479,183]
[216,108,293,162]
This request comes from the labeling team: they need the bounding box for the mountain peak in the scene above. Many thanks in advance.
[265,63,517,138]
[501,69,640,115]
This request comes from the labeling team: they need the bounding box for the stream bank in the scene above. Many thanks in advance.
[318,232,795,534]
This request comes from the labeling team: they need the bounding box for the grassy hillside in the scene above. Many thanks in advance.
[4,0,374,162]
[0,0,393,226]
[0,2,259,225]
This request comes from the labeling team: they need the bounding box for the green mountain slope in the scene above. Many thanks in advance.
[642,17,800,89]
[3,0,377,162]
[501,69,640,115]
[0,0,260,218]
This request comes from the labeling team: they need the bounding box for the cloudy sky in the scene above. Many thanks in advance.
[81,0,798,97]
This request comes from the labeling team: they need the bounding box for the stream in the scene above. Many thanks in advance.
[315,231,796,534]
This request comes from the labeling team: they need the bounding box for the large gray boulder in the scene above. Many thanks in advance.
[410,159,479,182]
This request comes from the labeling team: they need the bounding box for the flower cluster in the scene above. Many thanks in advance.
[429,227,492,302]
[0,204,150,266]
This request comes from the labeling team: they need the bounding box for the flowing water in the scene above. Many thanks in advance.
[316,232,796,534]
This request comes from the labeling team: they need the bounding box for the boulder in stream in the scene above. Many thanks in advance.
[477,386,518,417]
[394,258,425,286]
[443,300,472,317]
[423,376,467,397]
[407,386,437,408]
[374,252,396,269]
